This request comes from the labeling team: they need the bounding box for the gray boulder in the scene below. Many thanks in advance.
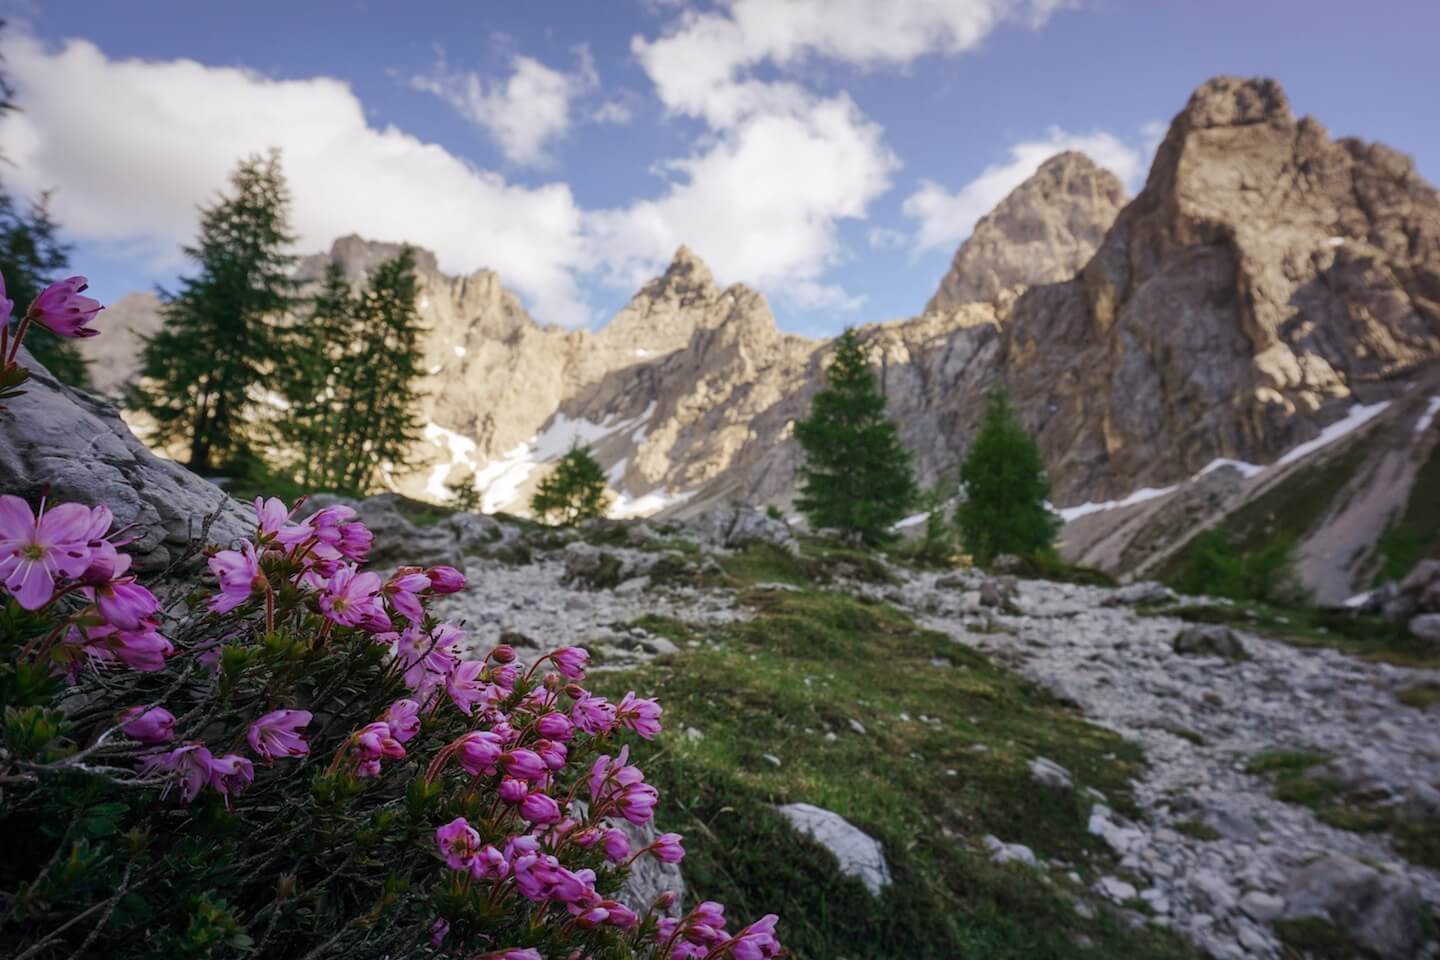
[1172,624,1248,660]
[445,511,504,551]
[690,500,798,556]
[776,802,891,896]
[0,349,251,572]
[979,576,1018,608]
[1399,560,1440,614]
[1282,855,1425,960]
[1102,581,1177,607]
[1029,757,1074,791]
[347,495,462,568]
[1408,613,1440,644]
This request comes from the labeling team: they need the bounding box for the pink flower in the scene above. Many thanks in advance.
[603,901,639,930]
[0,270,12,329]
[318,565,383,627]
[0,495,94,610]
[436,816,480,871]
[80,622,174,672]
[454,730,504,775]
[497,951,541,960]
[425,565,465,594]
[730,914,783,960]
[253,497,291,538]
[534,738,568,771]
[208,543,262,614]
[470,844,508,880]
[501,748,546,782]
[616,782,660,826]
[86,569,160,631]
[650,832,685,864]
[536,711,573,741]
[352,721,405,763]
[551,646,589,679]
[445,660,493,716]
[520,791,561,825]
[381,699,421,743]
[617,691,663,740]
[26,276,103,338]
[602,828,630,862]
[120,705,175,744]
[383,570,430,623]
[394,623,460,694]
[247,709,312,763]
[208,753,255,801]
[429,918,449,948]
[489,643,516,664]
[571,695,616,736]
[139,742,215,803]
[498,777,528,805]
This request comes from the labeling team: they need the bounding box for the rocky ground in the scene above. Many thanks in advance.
[885,572,1440,959]
[415,509,1440,959]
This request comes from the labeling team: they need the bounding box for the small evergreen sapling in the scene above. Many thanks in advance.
[956,386,1059,566]
[531,444,611,525]
[794,328,917,546]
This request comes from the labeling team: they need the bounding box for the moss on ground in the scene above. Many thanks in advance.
[592,586,1197,959]
[1373,439,1440,584]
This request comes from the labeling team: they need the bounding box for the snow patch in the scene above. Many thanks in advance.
[1056,485,1180,524]
[1274,401,1389,468]
[611,487,694,519]
[423,422,478,500]
[1198,458,1265,479]
[1343,591,1373,609]
[453,345,466,358]
[1415,396,1440,435]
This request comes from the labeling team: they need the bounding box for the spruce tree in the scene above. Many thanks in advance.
[273,262,354,489]
[794,328,917,545]
[333,247,426,494]
[531,445,611,525]
[129,152,298,474]
[955,386,1058,565]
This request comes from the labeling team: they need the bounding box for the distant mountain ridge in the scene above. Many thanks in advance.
[82,75,1440,600]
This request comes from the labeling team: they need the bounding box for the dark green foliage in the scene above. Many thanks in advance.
[955,387,1058,566]
[272,261,354,489]
[1168,529,1299,605]
[794,328,917,546]
[129,152,299,474]
[899,477,957,566]
[1373,441,1440,584]
[530,444,611,525]
[445,476,483,513]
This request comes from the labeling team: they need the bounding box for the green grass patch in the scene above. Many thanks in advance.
[1398,682,1440,710]
[1146,603,1440,669]
[1172,820,1220,842]
[591,588,1197,959]
[1273,916,1365,959]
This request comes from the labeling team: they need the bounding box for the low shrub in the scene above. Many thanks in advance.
[0,492,784,959]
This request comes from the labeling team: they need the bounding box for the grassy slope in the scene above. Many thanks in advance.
[1373,438,1440,583]
[593,544,1196,960]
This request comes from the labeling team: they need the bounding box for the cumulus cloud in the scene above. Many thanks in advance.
[0,33,593,326]
[410,46,597,167]
[601,0,1066,307]
[902,127,1149,254]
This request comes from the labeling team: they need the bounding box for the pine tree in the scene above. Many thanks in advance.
[333,248,426,494]
[531,445,611,525]
[129,152,298,474]
[273,262,354,489]
[794,328,917,545]
[955,386,1059,566]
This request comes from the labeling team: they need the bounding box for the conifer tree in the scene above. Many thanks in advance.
[955,386,1058,565]
[273,262,354,488]
[129,152,298,474]
[794,328,917,545]
[531,445,611,525]
[333,247,426,494]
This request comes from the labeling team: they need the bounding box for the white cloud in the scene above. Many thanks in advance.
[867,226,907,250]
[0,33,593,326]
[591,99,634,126]
[902,127,1148,254]
[410,47,596,167]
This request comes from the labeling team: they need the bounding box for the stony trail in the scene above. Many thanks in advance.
[892,571,1440,960]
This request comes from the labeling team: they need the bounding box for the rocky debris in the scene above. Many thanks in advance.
[688,500,798,556]
[775,803,892,896]
[615,816,685,919]
[979,576,1018,609]
[927,151,1127,312]
[1409,613,1440,644]
[346,496,463,568]
[984,835,1040,868]
[1096,876,1138,903]
[561,542,671,591]
[1172,624,1248,660]
[1101,582,1178,607]
[1400,560,1440,614]
[1028,757,1073,791]
[0,349,250,572]
[903,568,1440,959]
[1282,855,1425,960]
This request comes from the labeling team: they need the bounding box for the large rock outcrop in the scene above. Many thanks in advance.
[926,151,1127,311]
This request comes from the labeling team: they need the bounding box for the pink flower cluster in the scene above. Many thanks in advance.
[0,495,173,674]
[4,491,785,957]
[1,268,105,405]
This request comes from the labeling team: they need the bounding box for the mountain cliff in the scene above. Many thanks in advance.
[94,75,1440,600]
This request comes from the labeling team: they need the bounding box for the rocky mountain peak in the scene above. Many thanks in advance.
[647,245,720,302]
[320,233,441,283]
[1176,75,1292,130]
[926,150,1127,312]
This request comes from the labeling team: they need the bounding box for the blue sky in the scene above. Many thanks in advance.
[1,1,1436,336]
